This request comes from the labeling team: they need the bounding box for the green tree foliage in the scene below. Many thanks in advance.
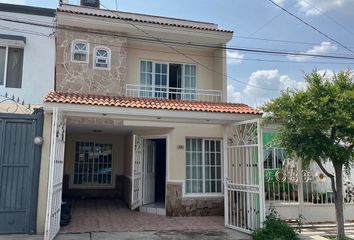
[261,70,354,240]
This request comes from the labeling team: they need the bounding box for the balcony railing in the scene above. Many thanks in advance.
[125,84,223,102]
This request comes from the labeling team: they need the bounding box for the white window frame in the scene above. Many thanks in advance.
[71,141,114,189]
[0,45,24,88]
[71,40,89,63]
[139,59,197,99]
[185,138,223,197]
[93,46,111,70]
[264,147,287,169]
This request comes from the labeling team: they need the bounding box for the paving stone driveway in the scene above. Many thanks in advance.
[61,199,227,233]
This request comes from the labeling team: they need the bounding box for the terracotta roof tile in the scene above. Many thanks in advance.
[44,92,260,115]
[57,7,233,33]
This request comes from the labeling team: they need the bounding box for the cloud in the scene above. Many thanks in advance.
[227,85,242,103]
[316,69,335,79]
[297,0,354,16]
[273,0,285,6]
[228,69,307,107]
[226,50,244,64]
[0,0,26,4]
[287,42,337,62]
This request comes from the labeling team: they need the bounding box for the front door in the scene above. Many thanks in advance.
[143,140,156,205]
[224,119,265,233]
[44,108,66,240]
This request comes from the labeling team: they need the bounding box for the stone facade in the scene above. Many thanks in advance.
[56,27,127,96]
[166,182,224,216]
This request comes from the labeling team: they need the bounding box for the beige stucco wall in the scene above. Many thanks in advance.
[63,132,126,187]
[55,27,127,95]
[127,121,224,181]
[36,113,52,234]
[126,42,225,93]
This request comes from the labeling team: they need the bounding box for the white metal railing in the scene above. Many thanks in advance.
[125,84,223,102]
[264,159,354,205]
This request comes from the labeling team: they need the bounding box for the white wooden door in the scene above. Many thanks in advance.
[224,119,265,234]
[131,135,143,210]
[143,140,156,205]
[44,108,66,240]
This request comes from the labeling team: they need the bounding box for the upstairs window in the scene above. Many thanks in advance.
[0,46,24,88]
[71,40,88,63]
[94,47,110,69]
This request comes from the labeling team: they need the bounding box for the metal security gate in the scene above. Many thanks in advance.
[44,108,66,240]
[0,110,44,234]
[224,119,265,233]
[131,135,143,210]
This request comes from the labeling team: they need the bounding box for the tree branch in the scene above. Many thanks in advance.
[314,159,336,194]
[330,127,337,141]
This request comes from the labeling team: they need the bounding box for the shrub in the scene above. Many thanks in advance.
[252,206,300,240]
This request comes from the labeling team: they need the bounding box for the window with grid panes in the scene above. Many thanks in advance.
[264,147,287,169]
[74,142,113,186]
[186,139,222,194]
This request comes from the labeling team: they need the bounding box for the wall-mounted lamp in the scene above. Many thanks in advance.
[34,136,44,145]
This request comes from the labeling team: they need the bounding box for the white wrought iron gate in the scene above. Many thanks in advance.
[131,135,143,210]
[224,119,265,233]
[44,108,66,240]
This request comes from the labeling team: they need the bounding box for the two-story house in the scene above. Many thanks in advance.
[0,3,55,235]
[37,1,263,239]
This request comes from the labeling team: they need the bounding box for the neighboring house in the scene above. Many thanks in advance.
[262,126,354,223]
[0,3,55,109]
[0,3,55,235]
[36,1,264,239]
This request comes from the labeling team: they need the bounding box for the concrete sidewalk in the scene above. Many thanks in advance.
[300,223,354,239]
[0,230,251,240]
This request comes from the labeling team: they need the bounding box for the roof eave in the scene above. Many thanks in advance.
[43,101,261,124]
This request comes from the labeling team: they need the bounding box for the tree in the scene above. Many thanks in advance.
[261,70,354,240]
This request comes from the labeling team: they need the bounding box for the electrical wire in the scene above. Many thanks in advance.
[267,0,354,54]
[1,16,354,61]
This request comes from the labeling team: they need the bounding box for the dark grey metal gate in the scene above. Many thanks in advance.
[0,109,44,234]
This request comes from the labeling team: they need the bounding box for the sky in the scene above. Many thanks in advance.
[2,0,354,107]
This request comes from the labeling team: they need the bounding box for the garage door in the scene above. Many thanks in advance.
[0,110,44,234]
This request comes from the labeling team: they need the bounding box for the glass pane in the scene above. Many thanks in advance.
[6,48,23,88]
[186,180,192,193]
[186,139,191,151]
[156,63,161,73]
[147,61,152,72]
[185,65,190,75]
[162,64,167,73]
[140,61,146,72]
[155,74,161,85]
[0,47,5,85]
[191,65,196,76]
[147,73,152,85]
[216,141,221,152]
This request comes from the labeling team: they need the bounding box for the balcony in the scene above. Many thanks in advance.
[125,84,223,103]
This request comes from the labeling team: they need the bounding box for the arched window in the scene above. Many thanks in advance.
[71,40,88,63]
[94,47,110,69]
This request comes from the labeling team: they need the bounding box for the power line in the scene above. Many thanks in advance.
[236,0,298,46]
[301,0,354,36]
[267,0,354,54]
[2,16,354,61]
[2,22,352,66]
